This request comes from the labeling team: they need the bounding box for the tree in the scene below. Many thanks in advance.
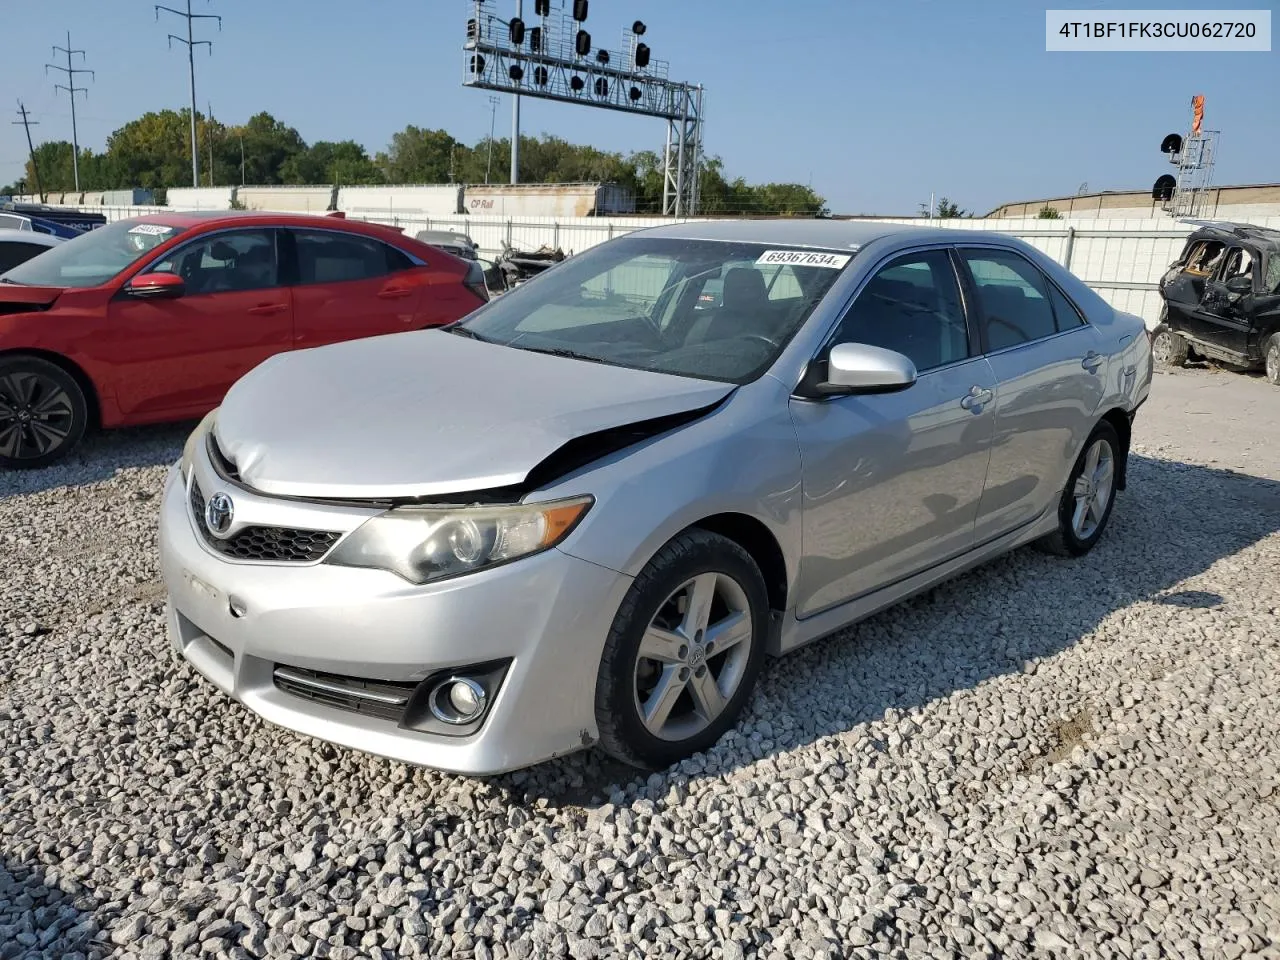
[228,112,306,185]
[935,197,969,219]
[282,141,383,185]
[1037,204,1062,219]
[379,126,463,183]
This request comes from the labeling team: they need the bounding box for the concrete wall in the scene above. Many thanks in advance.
[54,203,1280,329]
[989,183,1280,220]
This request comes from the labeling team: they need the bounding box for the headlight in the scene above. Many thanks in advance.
[180,410,218,480]
[325,496,593,584]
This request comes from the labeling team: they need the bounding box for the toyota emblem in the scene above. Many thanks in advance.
[205,492,235,538]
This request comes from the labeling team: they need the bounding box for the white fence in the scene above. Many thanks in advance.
[68,204,1280,328]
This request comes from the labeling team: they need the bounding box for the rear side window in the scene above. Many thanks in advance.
[292,230,411,285]
[1045,281,1086,330]
[0,242,50,273]
[960,249,1058,350]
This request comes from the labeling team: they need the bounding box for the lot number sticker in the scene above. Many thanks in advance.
[755,249,851,269]
[128,223,175,236]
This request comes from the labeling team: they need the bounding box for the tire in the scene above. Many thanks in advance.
[594,529,769,770]
[1265,336,1280,386]
[1036,421,1122,558]
[1150,323,1189,368]
[0,354,89,469]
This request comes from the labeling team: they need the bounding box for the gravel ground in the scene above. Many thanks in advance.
[2,366,1279,960]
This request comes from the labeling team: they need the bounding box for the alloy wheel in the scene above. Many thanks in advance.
[1266,344,1280,384]
[632,572,754,741]
[1151,331,1172,366]
[0,371,76,461]
[1070,438,1115,540]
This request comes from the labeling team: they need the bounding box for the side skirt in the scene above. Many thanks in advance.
[773,508,1061,656]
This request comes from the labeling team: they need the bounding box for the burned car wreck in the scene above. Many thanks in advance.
[1154,221,1280,384]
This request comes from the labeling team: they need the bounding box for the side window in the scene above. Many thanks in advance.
[292,230,405,285]
[1045,281,1086,331]
[1182,239,1225,276]
[1265,253,1280,295]
[765,265,803,302]
[1218,246,1253,284]
[147,230,278,295]
[960,249,1058,350]
[0,242,49,273]
[832,250,970,372]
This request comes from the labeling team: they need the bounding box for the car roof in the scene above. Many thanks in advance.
[1185,221,1280,250]
[626,218,1017,251]
[0,230,62,246]
[133,210,407,237]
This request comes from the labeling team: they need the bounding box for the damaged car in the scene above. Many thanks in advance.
[160,220,1152,774]
[1153,221,1280,384]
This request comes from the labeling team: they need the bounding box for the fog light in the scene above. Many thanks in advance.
[429,677,487,725]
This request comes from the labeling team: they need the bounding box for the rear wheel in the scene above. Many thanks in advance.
[1036,421,1121,558]
[1265,336,1280,386]
[594,530,769,770]
[1150,323,1189,368]
[0,355,89,469]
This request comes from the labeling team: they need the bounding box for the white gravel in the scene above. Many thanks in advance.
[2,367,1279,960]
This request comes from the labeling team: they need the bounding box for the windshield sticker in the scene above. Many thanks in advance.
[128,223,175,236]
[755,249,851,269]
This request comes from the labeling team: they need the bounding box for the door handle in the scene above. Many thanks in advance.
[1081,351,1104,373]
[959,385,994,410]
[377,286,414,300]
[247,303,287,316]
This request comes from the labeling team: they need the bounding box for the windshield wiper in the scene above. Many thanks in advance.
[515,345,613,365]
[444,326,493,342]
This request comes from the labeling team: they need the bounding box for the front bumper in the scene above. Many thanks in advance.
[157,458,632,775]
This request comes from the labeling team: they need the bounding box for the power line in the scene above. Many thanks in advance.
[156,0,222,188]
[45,31,93,192]
[12,102,45,201]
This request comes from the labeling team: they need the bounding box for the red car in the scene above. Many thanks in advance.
[0,212,489,468]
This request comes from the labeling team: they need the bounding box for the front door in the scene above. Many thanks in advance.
[790,248,996,618]
[956,247,1106,542]
[1194,245,1256,357]
[108,228,293,419]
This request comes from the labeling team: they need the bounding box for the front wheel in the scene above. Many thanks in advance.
[0,355,89,469]
[1150,323,1189,368]
[594,530,769,770]
[1036,421,1121,558]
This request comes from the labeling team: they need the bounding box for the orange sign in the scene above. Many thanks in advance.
[1192,95,1204,136]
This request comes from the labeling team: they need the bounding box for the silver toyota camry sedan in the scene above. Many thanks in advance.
[159,220,1153,774]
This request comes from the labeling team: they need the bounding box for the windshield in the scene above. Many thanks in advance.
[455,236,855,383]
[0,219,187,288]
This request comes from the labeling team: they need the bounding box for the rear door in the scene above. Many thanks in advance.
[286,228,439,350]
[957,246,1106,542]
[107,228,293,419]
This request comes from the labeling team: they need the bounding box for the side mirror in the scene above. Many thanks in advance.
[1224,274,1252,295]
[126,272,185,300]
[808,342,917,397]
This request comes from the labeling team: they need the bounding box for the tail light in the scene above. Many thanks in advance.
[463,261,489,302]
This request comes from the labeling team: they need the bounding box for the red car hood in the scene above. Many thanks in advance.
[0,284,64,311]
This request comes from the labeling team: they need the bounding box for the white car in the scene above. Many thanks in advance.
[0,229,63,274]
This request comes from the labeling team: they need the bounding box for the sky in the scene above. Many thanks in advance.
[3,0,1277,215]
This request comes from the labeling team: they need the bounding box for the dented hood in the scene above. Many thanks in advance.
[214,329,733,500]
[0,284,64,313]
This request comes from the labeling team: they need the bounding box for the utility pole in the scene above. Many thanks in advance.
[156,0,222,188]
[207,101,214,185]
[485,96,500,184]
[45,32,93,193]
[510,0,521,184]
[239,136,245,185]
[13,102,45,202]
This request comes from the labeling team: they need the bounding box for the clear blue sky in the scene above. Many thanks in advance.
[4,0,1277,214]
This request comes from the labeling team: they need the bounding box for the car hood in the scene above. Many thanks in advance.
[0,284,64,314]
[214,329,734,500]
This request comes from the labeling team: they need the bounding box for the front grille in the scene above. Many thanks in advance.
[189,480,342,563]
[273,665,417,723]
